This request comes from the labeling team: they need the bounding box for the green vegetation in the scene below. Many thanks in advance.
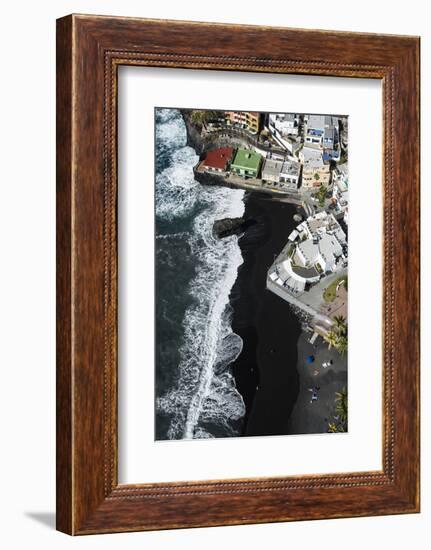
[328,387,348,433]
[315,184,327,207]
[324,316,348,356]
[325,330,339,350]
[190,110,219,127]
[323,275,348,303]
[333,315,347,335]
[335,335,348,356]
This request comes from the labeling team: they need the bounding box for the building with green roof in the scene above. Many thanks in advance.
[230,148,262,179]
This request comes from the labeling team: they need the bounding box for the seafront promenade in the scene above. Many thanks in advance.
[267,268,347,319]
[194,160,307,205]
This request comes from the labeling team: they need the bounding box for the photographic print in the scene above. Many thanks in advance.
[155,108,348,441]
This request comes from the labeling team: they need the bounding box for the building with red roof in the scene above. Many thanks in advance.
[202,147,234,173]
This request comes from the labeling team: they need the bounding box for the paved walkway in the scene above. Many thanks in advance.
[267,263,347,320]
[203,126,288,156]
[321,284,347,320]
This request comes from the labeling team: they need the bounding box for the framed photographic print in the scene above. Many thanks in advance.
[56,14,420,534]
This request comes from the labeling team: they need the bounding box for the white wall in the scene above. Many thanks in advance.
[0,0,427,547]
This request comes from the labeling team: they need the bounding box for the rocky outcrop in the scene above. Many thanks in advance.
[181,110,286,159]
[182,110,205,154]
[213,217,255,239]
[193,169,231,188]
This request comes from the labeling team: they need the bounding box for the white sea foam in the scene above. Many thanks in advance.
[181,189,246,439]
[155,108,247,439]
[155,148,200,221]
[155,108,187,149]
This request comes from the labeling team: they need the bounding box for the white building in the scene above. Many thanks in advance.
[279,159,301,190]
[295,222,344,273]
[268,113,299,152]
[304,114,325,149]
[315,233,344,272]
[332,163,349,214]
[267,211,347,295]
[304,115,340,161]
[261,157,283,183]
[269,113,298,135]
[296,239,320,267]
[296,211,345,243]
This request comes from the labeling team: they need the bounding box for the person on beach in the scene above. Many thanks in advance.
[308,387,319,403]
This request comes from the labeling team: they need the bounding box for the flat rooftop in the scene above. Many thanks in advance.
[231,148,262,170]
[302,147,325,168]
[281,159,301,176]
[262,158,283,178]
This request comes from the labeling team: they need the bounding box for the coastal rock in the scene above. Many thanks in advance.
[182,111,205,154]
[212,217,255,239]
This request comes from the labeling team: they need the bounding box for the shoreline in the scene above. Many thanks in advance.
[182,109,304,436]
[229,194,302,436]
[181,108,345,437]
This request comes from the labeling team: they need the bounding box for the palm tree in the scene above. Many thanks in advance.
[325,330,339,350]
[333,314,345,327]
[316,184,327,207]
[190,110,219,127]
[190,110,204,125]
[335,387,348,424]
[328,421,346,433]
[335,335,348,355]
[328,422,339,433]
[327,388,348,433]
[333,315,347,335]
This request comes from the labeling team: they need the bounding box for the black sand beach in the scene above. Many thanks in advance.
[181,110,346,438]
[288,332,347,434]
[229,193,302,436]
[176,110,349,439]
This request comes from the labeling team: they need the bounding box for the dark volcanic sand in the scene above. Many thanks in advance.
[229,193,302,436]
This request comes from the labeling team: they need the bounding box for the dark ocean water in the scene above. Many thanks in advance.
[155,108,247,440]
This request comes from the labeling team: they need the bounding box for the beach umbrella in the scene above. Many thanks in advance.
[306,355,315,364]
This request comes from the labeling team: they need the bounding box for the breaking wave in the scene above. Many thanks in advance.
[155,108,246,439]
